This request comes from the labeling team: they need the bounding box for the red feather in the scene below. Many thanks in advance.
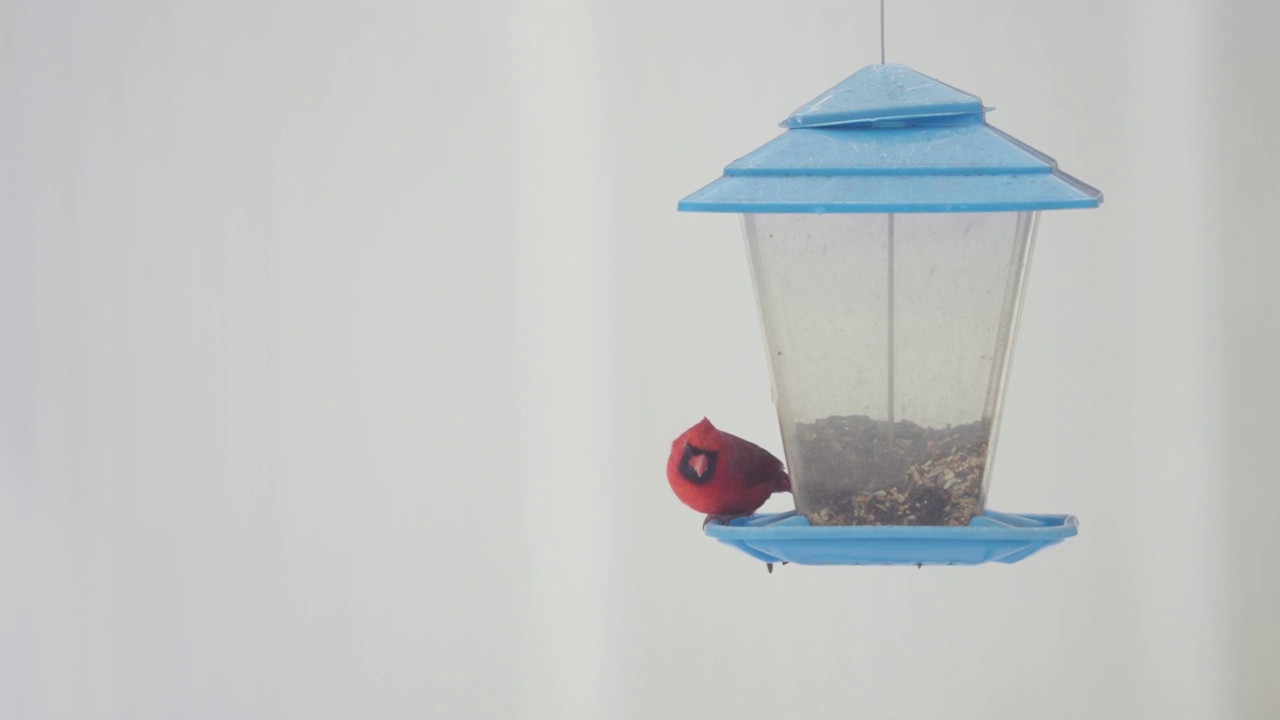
[666,417,790,518]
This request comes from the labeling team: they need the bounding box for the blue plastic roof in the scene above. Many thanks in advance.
[679,63,1102,214]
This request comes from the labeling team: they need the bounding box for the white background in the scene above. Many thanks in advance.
[2,1,1278,718]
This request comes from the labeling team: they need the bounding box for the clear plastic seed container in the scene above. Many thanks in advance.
[743,211,1038,525]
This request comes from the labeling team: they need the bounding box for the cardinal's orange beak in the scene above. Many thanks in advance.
[690,453,710,478]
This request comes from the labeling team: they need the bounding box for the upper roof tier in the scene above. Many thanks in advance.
[782,64,985,128]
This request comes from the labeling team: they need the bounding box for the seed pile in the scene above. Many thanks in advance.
[793,415,990,526]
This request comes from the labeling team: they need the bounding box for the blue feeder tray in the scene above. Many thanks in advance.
[704,510,1077,566]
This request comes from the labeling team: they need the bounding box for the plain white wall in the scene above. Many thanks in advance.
[1,1,1276,718]
[1215,1,1280,715]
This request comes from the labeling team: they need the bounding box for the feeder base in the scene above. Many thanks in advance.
[703,510,1076,566]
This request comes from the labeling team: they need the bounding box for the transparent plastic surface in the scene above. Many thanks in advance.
[743,212,1038,525]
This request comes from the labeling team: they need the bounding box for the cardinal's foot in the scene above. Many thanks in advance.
[702,513,742,528]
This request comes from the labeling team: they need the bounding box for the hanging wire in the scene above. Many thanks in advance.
[880,0,886,64]
[882,1,893,434]
[887,213,895,435]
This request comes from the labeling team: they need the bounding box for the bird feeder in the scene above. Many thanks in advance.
[681,64,1101,565]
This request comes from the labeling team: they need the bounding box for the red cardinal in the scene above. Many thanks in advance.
[667,417,791,523]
